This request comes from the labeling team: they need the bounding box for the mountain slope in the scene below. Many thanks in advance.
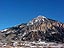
[0,15,64,44]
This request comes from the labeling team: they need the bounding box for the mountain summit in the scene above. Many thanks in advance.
[27,15,47,25]
[0,15,64,44]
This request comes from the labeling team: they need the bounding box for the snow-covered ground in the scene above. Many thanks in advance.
[0,41,64,48]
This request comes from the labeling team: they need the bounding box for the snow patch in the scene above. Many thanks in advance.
[37,15,46,18]
[35,19,38,22]
[22,32,26,36]
[1,29,8,32]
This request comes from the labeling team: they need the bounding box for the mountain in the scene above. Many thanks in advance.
[0,15,64,44]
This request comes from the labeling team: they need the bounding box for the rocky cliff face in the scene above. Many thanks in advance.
[0,15,64,44]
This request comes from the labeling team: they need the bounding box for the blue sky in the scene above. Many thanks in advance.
[0,0,64,30]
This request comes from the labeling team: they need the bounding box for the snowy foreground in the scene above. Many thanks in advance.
[0,41,64,48]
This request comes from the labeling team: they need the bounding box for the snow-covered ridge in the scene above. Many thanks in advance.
[1,29,8,32]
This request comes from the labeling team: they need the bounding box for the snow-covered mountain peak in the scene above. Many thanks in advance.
[27,15,47,25]
[37,15,46,19]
